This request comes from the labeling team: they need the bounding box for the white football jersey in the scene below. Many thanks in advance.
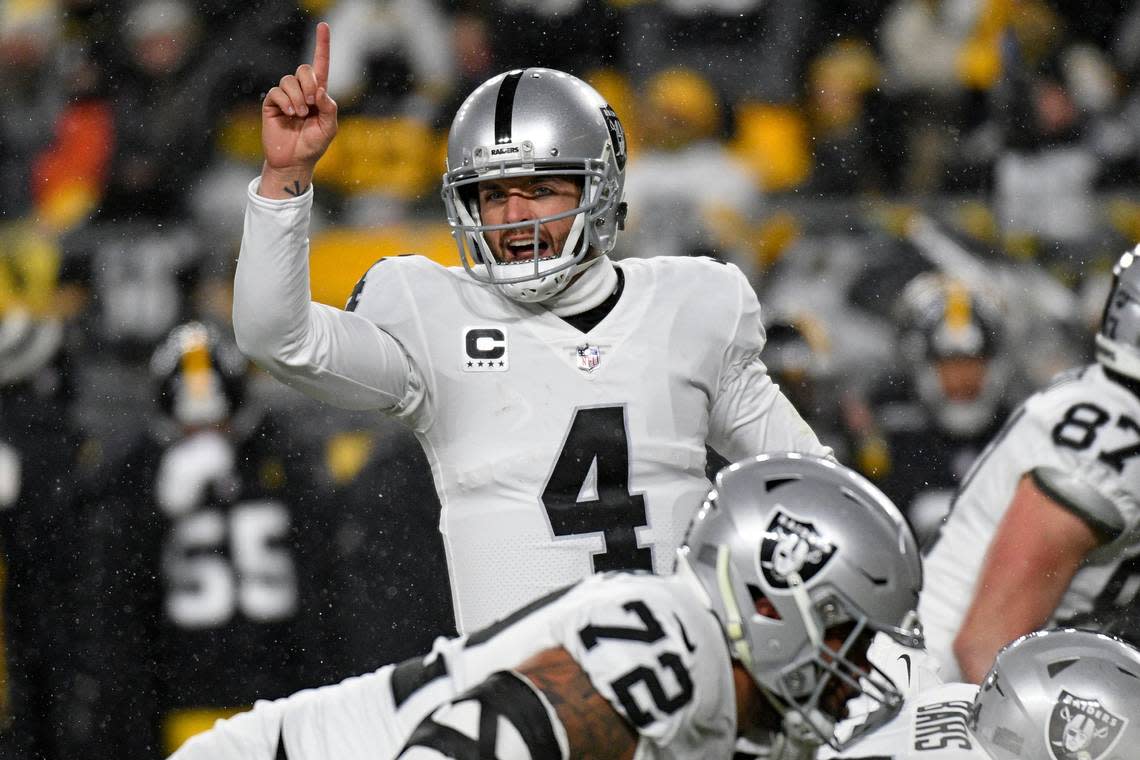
[823,683,987,760]
[919,365,1140,680]
[234,183,829,631]
[171,571,737,760]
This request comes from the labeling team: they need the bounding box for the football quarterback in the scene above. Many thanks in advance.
[237,23,830,632]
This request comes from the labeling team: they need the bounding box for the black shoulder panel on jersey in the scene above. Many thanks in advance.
[391,652,450,708]
[399,671,562,760]
[344,258,387,312]
[465,583,576,648]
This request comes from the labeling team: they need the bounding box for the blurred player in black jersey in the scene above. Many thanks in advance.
[305,418,456,681]
[862,272,1014,546]
[0,222,97,760]
[761,315,858,465]
[76,322,339,758]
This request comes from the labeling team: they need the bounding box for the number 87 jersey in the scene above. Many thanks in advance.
[919,363,1140,675]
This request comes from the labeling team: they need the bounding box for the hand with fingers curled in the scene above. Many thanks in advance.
[259,21,338,199]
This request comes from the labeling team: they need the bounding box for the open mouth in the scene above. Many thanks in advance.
[502,238,556,263]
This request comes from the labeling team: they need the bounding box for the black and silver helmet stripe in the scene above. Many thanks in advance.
[494,70,525,145]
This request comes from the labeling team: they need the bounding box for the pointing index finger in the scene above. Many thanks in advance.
[313,21,330,89]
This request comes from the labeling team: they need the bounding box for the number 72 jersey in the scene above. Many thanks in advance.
[919,363,1140,675]
[172,571,737,760]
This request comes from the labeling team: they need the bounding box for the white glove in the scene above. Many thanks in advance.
[769,709,832,760]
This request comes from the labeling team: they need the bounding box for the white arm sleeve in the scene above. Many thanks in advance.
[707,269,834,463]
[167,699,284,760]
[233,179,424,412]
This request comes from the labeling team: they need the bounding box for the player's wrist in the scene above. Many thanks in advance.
[258,163,315,200]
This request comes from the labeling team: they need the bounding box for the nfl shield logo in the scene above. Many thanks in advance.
[576,344,601,373]
[1047,691,1126,760]
[759,509,837,588]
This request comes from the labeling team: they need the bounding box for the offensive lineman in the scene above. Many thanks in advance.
[825,628,1140,760]
[919,246,1140,683]
[236,22,829,633]
[171,454,922,760]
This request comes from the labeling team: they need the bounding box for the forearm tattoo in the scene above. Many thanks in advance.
[283,180,307,196]
[519,648,637,760]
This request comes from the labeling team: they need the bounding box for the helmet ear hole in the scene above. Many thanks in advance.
[750,586,781,620]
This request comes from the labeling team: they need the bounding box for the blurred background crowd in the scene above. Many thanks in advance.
[4,0,1140,757]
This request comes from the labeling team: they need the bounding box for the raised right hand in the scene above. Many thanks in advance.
[259,21,338,197]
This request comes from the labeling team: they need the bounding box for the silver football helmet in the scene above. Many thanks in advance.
[675,453,923,750]
[441,68,628,303]
[970,628,1140,760]
[1097,245,1140,382]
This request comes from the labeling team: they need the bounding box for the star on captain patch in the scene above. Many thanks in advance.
[575,343,601,373]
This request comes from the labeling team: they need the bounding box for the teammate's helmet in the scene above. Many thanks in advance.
[676,453,923,750]
[441,68,628,303]
[970,628,1140,760]
[1096,245,1140,382]
[151,322,248,428]
[896,272,1008,437]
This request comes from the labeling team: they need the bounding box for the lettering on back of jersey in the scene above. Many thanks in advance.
[1047,691,1126,760]
[463,327,509,372]
[913,699,973,751]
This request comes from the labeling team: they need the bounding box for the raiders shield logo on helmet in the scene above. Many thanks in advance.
[759,509,837,589]
[1047,690,1126,760]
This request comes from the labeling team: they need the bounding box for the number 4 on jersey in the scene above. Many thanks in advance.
[542,406,653,572]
